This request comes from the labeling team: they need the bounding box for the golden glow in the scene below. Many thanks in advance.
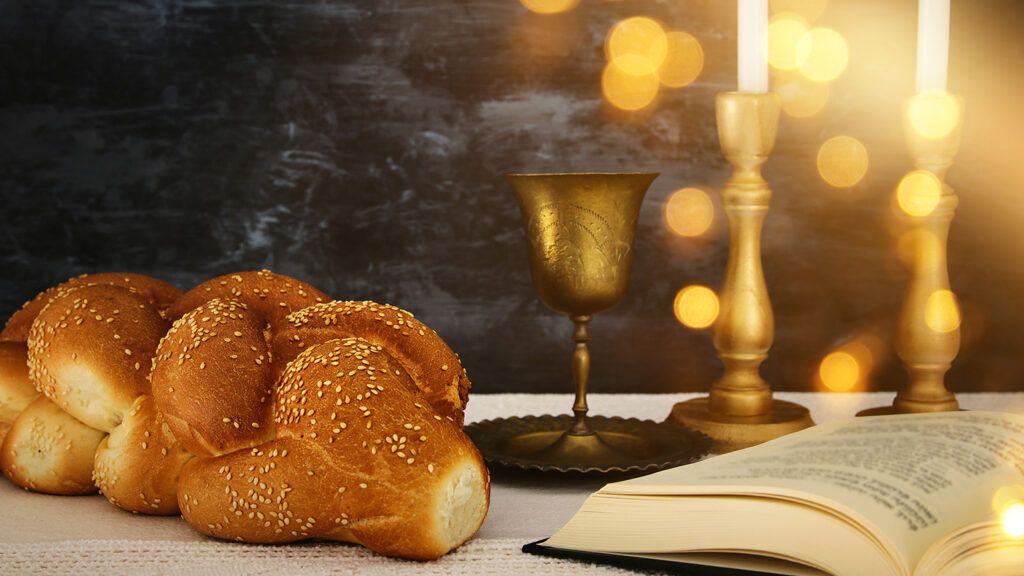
[770,0,827,22]
[658,31,704,88]
[908,90,961,140]
[817,338,877,392]
[767,15,810,71]
[520,0,580,14]
[602,57,660,111]
[606,17,668,74]
[1003,504,1024,538]
[993,487,1024,538]
[816,136,869,188]
[896,170,942,217]
[993,486,1024,511]
[819,351,860,392]
[896,229,941,267]
[674,285,719,329]
[925,289,961,334]
[796,27,849,83]
[664,187,714,237]
[775,72,830,118]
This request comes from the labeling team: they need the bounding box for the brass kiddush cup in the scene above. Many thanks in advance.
[471,172,711,473]
[509,173,652,459]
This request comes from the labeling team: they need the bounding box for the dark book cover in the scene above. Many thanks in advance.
[522,539,787,576]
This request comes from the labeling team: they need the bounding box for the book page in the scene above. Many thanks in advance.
[604,411,1024,570]
[545,492,901,575]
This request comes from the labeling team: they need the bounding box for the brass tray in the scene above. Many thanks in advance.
[465,415,712,474]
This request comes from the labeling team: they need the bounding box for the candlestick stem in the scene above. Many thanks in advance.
[668,92,813,452]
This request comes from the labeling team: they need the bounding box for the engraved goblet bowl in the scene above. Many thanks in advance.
[507,173,654,317]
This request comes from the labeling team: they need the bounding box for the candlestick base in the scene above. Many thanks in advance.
[856,406,897,417]
[857,395,960,417]
[667,397,813,453]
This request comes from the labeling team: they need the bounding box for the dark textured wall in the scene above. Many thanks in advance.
[1,0,1023,396]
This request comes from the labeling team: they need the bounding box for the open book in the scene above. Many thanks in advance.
[537,411,1024,576]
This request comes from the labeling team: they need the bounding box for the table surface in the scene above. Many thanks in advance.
[2,392,1023,575]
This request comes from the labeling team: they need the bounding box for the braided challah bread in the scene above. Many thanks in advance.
[1,274,185,498]
[272,301,471,426]
[151,270,329,456]
[0,270,489,559]
[0,271,180,446]
[175,337,488,558]
[152,275,487,557]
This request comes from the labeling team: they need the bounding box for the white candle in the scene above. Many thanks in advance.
[916,0,950,92]
[737,0,769,92]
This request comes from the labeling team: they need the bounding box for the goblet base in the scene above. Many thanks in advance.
[465,414,711,474]
[667,397,814,453]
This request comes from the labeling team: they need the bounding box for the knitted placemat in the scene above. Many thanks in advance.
[0,538,642,575]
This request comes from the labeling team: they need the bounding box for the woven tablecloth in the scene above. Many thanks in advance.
[3,392,1023,575]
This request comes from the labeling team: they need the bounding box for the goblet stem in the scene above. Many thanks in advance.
[568,314,592,436]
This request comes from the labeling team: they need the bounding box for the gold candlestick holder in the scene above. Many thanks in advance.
[667,92,813,452]
[859,94,964,416]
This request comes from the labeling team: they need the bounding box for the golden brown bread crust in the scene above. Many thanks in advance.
[1,267,487,548]
[6,282,189,511]
[93,395,193,515]
[27,284,170,433]
[1,273,180,343]
[273,301,471,425]
[0,342,38,444]
[167,270,328,325]
[152,299,276,457]
[176,338,489,559]
[1,395,105,495]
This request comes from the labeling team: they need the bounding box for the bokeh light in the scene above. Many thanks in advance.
[520,0,580,15]
[797,27,849,83]
[775,72,830,118]
[896,170,943,217]
[908,90,961,140]
[767,15,810,71]
[658,31,704,88]
[1002,504,1024,538]
[994,487,1024,538]
[819,351,860,392]
[817,338,877,392]
[664,187,714,237]
[602,56,660,111]
[606,17,668,74]
[674,285,719,329]
[770,0,827,22]
[816,136,869,188]
[925,289,961,334]
[993,486,1024,512]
